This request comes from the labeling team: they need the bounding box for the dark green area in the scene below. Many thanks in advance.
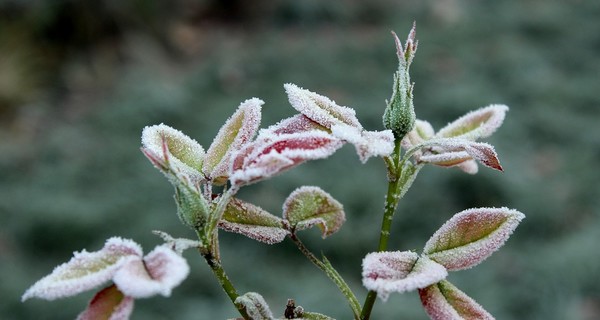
[2,1,599,319]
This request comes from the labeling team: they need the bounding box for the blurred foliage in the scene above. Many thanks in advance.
[1,0,599,319]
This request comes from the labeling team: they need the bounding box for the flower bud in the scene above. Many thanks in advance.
[174,184,210,229]
[383,24,418,140]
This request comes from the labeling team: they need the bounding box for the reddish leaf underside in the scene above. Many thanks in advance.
[77,285,134,320]
[419,280,494,320]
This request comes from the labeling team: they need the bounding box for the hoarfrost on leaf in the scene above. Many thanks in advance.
[22,237,142,301]
[141,124,205,186]
[219,197,289,244]
[258,114,327,136]
[76,284,134,320]
[282,186,345,238]
[284,83,362,129]
[152,230,201,254]
[203,98,263,184]
[234,292,274,320]
[113,246,190,298]
[417,139,503,172]
[436,104,508,141]
[331,124,394,163]
[419,280,494,320]
[361,251,447,301]
[229,131,343,186]
[423,207,525,271]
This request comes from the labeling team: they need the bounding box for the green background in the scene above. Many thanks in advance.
[1,1,599,319]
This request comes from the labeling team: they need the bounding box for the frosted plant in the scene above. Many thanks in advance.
[23,23,524,320]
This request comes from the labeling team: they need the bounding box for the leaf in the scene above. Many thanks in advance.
[259,114,328,136]
[284,83,362,129]
[22,237,142,301]
[152,230,201,254]
[219,197,289,244]
[419,280,494,320]
[283,186,345,238]
[300,312,336,320]
[361,251,448,302]
[234,292,274,320]
[77,285,134,320]
[112,246,189,298]
[423,207,525,271]
[229,131,343,186]
[331,124,395,163]
[418,139,503,172]
[435,104,508,141]
[401,119,435,150]
[141,124,205,185]
[203,98,263,184]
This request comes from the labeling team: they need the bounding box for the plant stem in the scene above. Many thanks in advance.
[202,250,251,320]
[290,234,362,320]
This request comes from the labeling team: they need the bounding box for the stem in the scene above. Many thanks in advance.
[290,234,362,320]
[201,251,251,320]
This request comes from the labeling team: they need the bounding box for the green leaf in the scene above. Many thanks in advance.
[419,280,494,320]
[435,104,508,141]
[219,197,289,244]
[423,207,525,271]
[283,186,345,238]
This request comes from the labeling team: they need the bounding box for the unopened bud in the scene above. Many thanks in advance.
[174,184,210,229]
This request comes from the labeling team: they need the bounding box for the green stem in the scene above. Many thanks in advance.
[201,251,250,320]
[290,234,362,320]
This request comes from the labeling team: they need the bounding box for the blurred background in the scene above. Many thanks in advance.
[1,0,599,319]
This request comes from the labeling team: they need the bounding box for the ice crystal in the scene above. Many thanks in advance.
[419,280,494,320]
[361,251,448,301]
[283,186,345,238]
[219,197,289,244]
[203,98,263,184]
[331,124,394,163]
[76,285,134,320]
[423,207,525,271]
[258,114,327,136]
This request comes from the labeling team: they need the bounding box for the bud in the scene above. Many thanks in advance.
[383,23,418,139]
[174,184,210,229]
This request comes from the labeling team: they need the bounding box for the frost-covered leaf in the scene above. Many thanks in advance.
[234,292,274,320]
[259,114,327,136]
[283,186,345,238]
[300,312,335,320]
[362,251,447,302]
[436,104,508,141]
[22,238,142,301]
[152,231,201,254]
[401,119,434,150]
[284,83,362,129]
[331,124,394,163]
[423,207,525,271]
[419,280,494,320]
[141,124,205,185]
[418,139,503,172]
[230,131,343,186]
[113,246,189,298]
[203,98,263,184]
[219,197,289,244]
[77,285,134,320]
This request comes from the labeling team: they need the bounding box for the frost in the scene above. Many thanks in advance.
[113,246,190,298]
[229,131,343,186]
[203,98,263,185]
[77,285,134,320]
[219,197,289,244]
[259,114,327,136]
[392,22,418,66]
[418,139,503,172]
[22,237,142,301]
[152,230,201,254]
[436,104,508,141]
[22,238,189,302]
[419,280,494,320]
[361,251,447,301]
[423,207,525,271]
[331,124,395,163]
[284,83,362,129]
[141,124,205,186]
[283,186,345,238]
[234,292,274,320]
